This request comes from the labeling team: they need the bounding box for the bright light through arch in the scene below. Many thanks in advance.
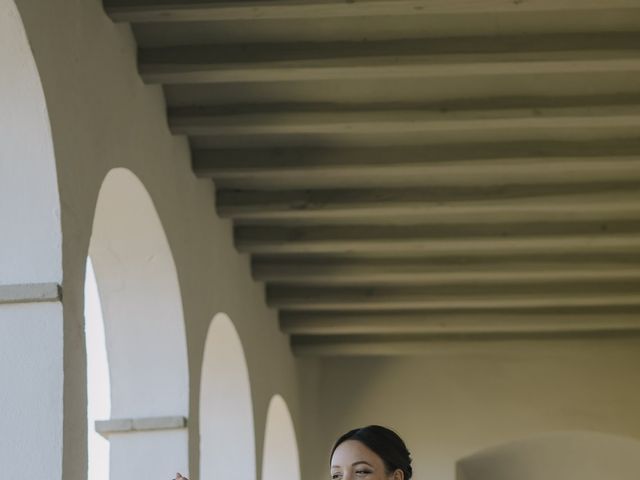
[262,395,300,480]
[89,168,189,479]
[200,313,256,480]
[85,258,111,480]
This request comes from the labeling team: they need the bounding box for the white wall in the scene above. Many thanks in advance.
[13,2,640,480]
[0,1,63,477]
[0,0,61,286]
[10,0,302,478]
[0,303,63,478]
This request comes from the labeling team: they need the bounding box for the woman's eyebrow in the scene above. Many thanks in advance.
[331,460,375,469]
[352,461,374,467]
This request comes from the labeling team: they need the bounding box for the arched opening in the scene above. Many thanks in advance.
[0,0,63,477]
[262,395,301,480]
[457,431,640,480]
[85,258,111,480]
[200,313,256,480]
[89,168,189,479]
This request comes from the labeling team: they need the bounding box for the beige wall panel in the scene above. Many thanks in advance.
[311,338,640,480]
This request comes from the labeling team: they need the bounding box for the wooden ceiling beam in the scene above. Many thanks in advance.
[139,44,640,84]
[281,308,640,335]
[169,103,640,145]
[234,222,640,255]
[291,331,640,356]
[217,186,640,224]
[254,256,640,286]
[106,0,640,23]
[194,145,640,189]
[108,0,640,353]
[237,234,640,256]
[268,281,640,310]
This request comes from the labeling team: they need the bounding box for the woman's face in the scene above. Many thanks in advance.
[330,440,402,480]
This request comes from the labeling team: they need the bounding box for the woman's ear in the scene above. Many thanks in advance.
[391,469,405,480]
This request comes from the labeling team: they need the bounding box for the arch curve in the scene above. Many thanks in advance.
[200,312,256,480]
[262,394,300,480]
[89,167,189,478]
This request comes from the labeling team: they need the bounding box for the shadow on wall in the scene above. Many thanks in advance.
[457,431,640,480]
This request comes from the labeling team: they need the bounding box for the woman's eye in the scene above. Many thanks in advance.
[355,470,372,476]
[331,474,342,480]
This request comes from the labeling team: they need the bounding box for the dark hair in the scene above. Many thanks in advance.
[330,425,413,479]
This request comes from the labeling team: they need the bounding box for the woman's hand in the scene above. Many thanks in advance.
[175,473,188,480]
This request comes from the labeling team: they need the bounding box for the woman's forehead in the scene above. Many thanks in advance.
[331,440,381,465]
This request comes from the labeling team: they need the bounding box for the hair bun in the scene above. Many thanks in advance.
[331,425,413,479]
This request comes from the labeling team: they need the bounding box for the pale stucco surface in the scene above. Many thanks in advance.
[310,339,640,480]
[4,0,640,479]
[9,0,302,478]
